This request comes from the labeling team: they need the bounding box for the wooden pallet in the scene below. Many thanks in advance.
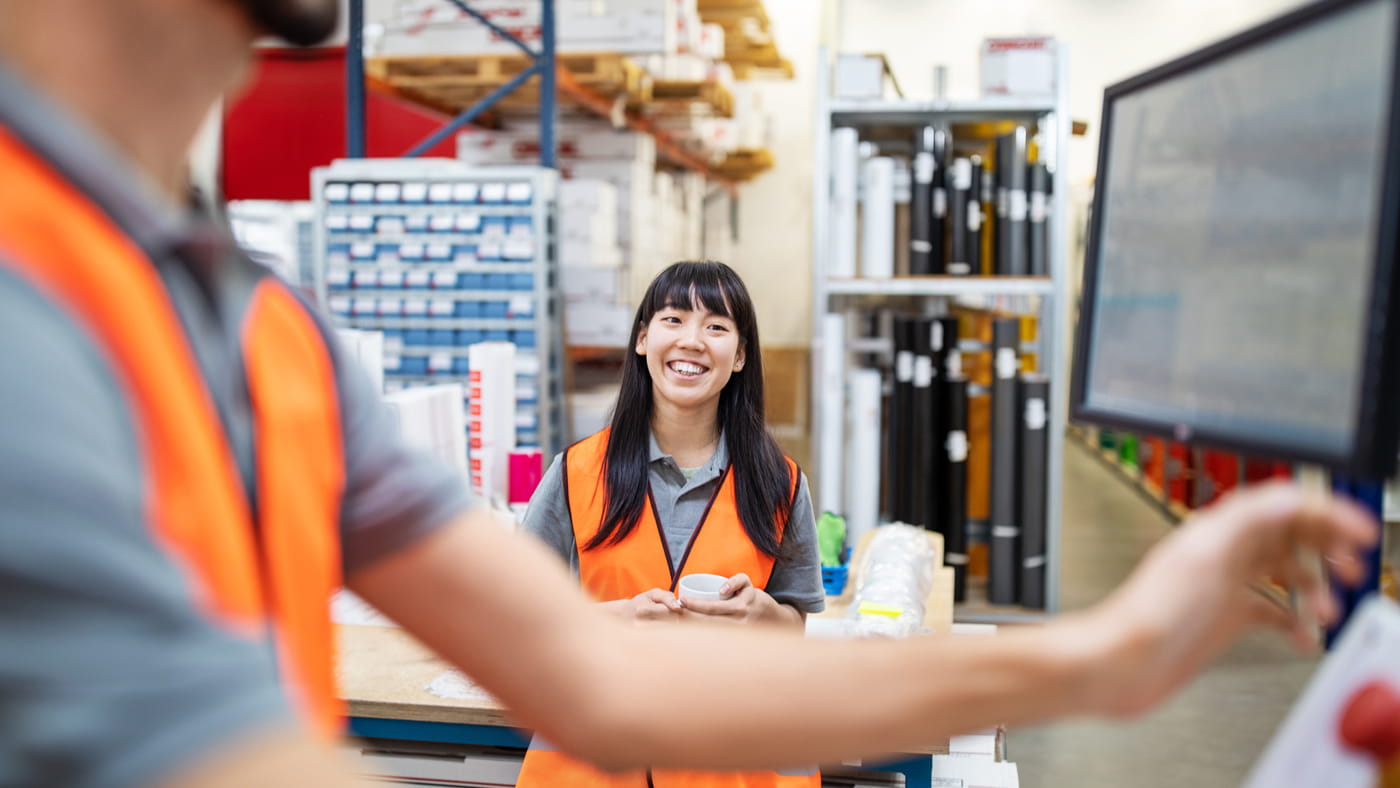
[367,52,650,114]
[637,79,735,118]
[711,147,773,181]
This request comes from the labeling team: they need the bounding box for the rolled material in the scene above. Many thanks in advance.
[1019,374,1050,609]
[830,128,860,278]
[889,315,916,522]
[817,313,847,516]
[942,376,970,602]
[982,163,997,276]
[845,368,884,547]
[947,158,972,275]
[967,156,985,276]
[988,318,1021,605]
[1001,128,1030,276]
[860,156,895,278]
[930,128,949,274]
[910,128,937,275]
[908,319,935,529]
[468,341,517,504]
[1028,162,1051,276]
[925,316,960,538]
[994,136,1008,275]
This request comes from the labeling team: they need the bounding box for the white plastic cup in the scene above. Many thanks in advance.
[678,573,730,602]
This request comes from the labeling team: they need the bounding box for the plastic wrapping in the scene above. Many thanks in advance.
[846,524,937,637]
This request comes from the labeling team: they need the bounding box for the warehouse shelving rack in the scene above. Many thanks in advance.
[313,159,565,458]
[808,47,1072,622]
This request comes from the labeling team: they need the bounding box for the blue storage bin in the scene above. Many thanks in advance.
[512,330,537,349]
[382,329,405,354]
[404,215,430,233]
[510,273,533,291]
[404,329,430,347]
[456,329,485,346]
[508,216,534,233]
[400,357,429,376]
[452,245,479,264]
[481,216,509,236]
[455,300,484,319]
[453,357,472,375]
[485,329,511,342]
[820,548,853,596]
[483,301,508,319]
[429,329,454,347]
[484,273,508,290]
[458,272,485,290]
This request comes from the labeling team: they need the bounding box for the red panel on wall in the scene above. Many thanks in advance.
[223,47,458,201]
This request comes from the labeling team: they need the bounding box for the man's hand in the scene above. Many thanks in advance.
[678,573,804,629]
[1074,480,1378,719]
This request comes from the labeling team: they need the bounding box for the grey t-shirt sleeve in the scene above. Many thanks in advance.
[0,270,291,788]
[766,472,826,614]
[519,452,579,573]
[323,318,477,574]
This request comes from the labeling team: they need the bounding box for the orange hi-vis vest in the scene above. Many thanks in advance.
[0,125,347,736]
[515,429,820,788]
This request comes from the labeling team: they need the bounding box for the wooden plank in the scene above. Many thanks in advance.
[370,52,650,116]
[712,147,774,180]
[634,80,734,118]
[339,625,520,727]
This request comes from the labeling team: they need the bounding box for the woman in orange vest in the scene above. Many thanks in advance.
[517,260,824,788]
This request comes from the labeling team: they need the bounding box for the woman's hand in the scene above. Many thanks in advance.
[678,573,804,629]
[601,588,683,623]
[1072,480,1378,719]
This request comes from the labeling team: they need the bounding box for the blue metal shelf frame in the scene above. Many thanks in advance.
[346,0,557,167]
[347,717,938,788]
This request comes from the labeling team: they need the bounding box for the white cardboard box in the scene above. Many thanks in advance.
[833,53,887,99]
[458,127,656,164]
[565,302,635,347]
[562,265,628,304]
[980,37,1058,98]
[378,1,678,56]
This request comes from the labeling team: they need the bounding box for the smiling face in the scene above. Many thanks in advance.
[636,299,746,415]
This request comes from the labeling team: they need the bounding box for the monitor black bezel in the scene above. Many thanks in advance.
[1070,0,1400,477]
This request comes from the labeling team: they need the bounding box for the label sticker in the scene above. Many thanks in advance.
[1025,396,1047,430]
[996,347,1019,379]
[946,430,968,462]
[914,152,934,183]
[913,356,933,388]
[895,351,914,382]
[1009,189,1029,222]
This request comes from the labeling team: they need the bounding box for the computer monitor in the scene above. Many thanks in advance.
[1071,0,1400,476]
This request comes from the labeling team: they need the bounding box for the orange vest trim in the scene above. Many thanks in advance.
[0,125,346,735]
[515,428,818,788]
[242,279,348,734]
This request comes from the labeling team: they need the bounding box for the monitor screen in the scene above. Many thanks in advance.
[1074,0,1400,472]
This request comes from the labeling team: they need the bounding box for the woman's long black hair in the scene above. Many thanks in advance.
[583,261,792,558]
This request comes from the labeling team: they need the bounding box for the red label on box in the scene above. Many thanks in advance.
[987,37,1053,52]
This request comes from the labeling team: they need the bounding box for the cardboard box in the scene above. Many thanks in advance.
[565,302,635,347]
[981,37,1058,98]
[458,127,656,164]
[561,265,628,304]
[378,0,679,56]
[833,53,889,99]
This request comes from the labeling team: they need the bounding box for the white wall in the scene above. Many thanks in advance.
[727,0,825,347]
[728,0,1312,346]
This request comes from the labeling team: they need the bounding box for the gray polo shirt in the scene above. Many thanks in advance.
[0,63,473,787]
[522,432,826,613]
